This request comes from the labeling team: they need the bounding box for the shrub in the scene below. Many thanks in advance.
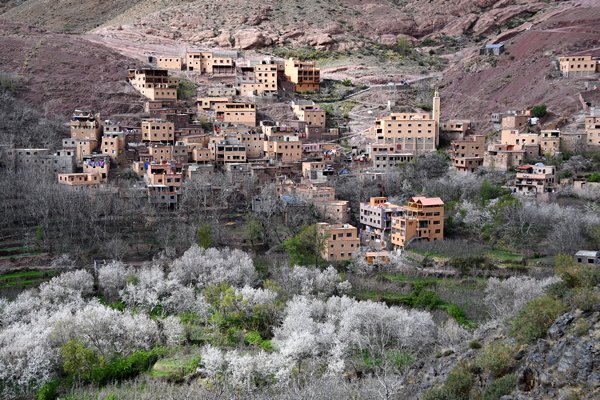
[555,254,600,289]
[422,387,451,400]
[444,362,475,400]
[567,287,600,312]
[531,104,547,118]
[89,347,167,385]
[476,342,515,377]
[36,380,59,400]
[510,295,566,344]
[483,373,517,400]
[587,172,600,182]
[469,340,482,349]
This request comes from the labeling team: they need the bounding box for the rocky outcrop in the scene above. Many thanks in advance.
[235,30,273,50]
[513,311,600,399]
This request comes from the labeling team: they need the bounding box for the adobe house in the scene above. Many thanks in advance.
[391,196,444,249]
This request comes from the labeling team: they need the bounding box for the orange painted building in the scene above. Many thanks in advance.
[391,196,444,249]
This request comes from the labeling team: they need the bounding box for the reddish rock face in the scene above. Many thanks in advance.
[0,0,554,52]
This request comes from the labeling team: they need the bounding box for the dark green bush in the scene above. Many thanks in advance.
[483,373,517,400]
[469,340,482,349]
[511,295,565,344]
[89,347,167,385]
[36,380,59,400]
[444,362,475,400]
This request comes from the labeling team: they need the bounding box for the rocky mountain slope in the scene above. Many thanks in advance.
[440,3,600,131]
[1,0,554,50]
[0,22,142,118]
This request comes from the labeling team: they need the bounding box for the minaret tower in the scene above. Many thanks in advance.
[432,90,441,147]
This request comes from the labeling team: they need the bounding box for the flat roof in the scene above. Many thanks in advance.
[575,250,599,257]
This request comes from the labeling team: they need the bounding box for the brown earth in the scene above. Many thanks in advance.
[0,22,143,118]
[1,0,557,50]
[439,3,600,132]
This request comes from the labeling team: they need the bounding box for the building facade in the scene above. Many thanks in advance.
[390,197,444,249]
[318,222,360,262]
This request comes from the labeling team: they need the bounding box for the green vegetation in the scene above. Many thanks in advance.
[484,374,517,400]
[510,295,565,344]
[150,354,201,381]
[177,78,197,100]
[587,172,600,182]
[352,274,477,328]
[531,104,547,118]
[196,224,212,249]
[0,270,58,289]
[283,224,326,266]
[475,342,516,377]
[479,181,508,205]
[36,380,59,400]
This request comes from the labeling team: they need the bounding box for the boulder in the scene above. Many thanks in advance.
[235,30,272,49]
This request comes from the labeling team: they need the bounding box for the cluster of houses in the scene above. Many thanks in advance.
[3,47,600,263]
[317,195,445,263]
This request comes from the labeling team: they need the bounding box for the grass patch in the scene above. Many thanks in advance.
[352,275,477,328]
[0,270,58,288]
[486,249,523,263]
[150,354,201,381]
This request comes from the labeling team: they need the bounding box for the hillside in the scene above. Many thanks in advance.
[0,22,142,118]
[2,0,553,49]
[440,3,600,131]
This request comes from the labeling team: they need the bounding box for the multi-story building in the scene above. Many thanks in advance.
[145,162,184,207]
[291,100,326,128]
[207,84,237,97]
[237,59,278,96]
[501,112,530,131]
[62,138,98,163]
[127,69,179,101]
[483,144,526,172]
[83,155,110,182]
[155,56,183,70]
[214,102,256,126]
[6,148,75,174]
[141,119,175,143]
[57,172,102,187]
[210,139,247,165]
[70,110,102,141]
[296,185,335,202]
[359,197,403,250]
[373,91,440,154]
[313,200,350,224]
[449,135,486,173]
[440,120,472,140]
[317,222,360,262]
[539,129,561,155]
[500,129,540,159]
[585,115,600,147]
[101,132,126,163]
[185,51,236,74]
[284,58,320,93]
[264,134,302,162]
[559,55,599,78]
[390,196,444,249]
[514,164,557,195]
[148,143,189,164]
[367,143,414,171]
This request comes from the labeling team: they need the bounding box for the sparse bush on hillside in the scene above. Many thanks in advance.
[476,342,516,377]
[510,295,566,344]
[531,104,547,118]
[483,373,517,400]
